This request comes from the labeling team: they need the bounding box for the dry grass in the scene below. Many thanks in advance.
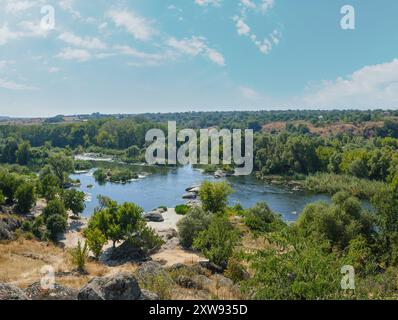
[0,239,137,290]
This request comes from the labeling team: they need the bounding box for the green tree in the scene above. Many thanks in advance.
[199,181,233,213]
[46,214,68,241]
[2,138,18,163]
[193,215,239,267]
[39,166,60,201]
[48,153,74,187]
[16,141,31,165]
[15,182,37,214]
[244,202,285,232]
[69,240,89,272]
[63,189,85,216]
[177,206,212,248]
[85,227,107,260]
[43,198,67,221]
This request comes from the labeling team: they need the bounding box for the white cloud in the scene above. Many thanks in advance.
[195,0,222,7]
[56,48,91,62]
[59,32,106,50]
[107,9,155,41]
[167,36,225,66]
[235,19,250,36]
[300,59,398,108]
[0,24,21,45]
[0,78,36,90]
[5,0,36,13]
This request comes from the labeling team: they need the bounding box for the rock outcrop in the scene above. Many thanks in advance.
[0,283,29,300]
[78,273,143,300]
[0,215,22,240]
[24,282,78,300]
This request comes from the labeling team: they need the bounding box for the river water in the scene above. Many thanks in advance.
[71,165,330,222]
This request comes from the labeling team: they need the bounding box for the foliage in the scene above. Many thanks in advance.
[46,214,68,241]
[177,206,212,248]
[242,230,343,300]
[175,204,189,215]
[85,227,107,260]
[193,215,239,267]
[296,192,374,249]
[69,240,89,272]
[244,202,285,232]
[15,181,37,214]
[43,198,67,221]
[63,189,85,215]
[199,181,234,213]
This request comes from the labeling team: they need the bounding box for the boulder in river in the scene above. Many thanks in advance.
[186,185,200,193]
[182,192,197,200]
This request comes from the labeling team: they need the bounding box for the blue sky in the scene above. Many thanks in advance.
[0,0,398,117]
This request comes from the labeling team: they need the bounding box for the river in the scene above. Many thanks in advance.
[70,165,331,222]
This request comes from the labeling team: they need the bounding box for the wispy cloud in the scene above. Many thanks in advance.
[56,48,92,62]
[107,9,156,41]
[167,36,225,66]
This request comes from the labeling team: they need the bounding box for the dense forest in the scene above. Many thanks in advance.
[1,109,398,300]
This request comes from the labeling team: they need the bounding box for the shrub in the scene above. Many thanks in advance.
[85,227,107,260]
[43,198,67,221]
[175,204,189,215]
[224,257,248,283]
[177,206,211,248]
[15,182,37,214]
[193,215,239,267]
[137,225,164,254]
[63,189,85,215]
[244,202,285,232]
[69,240,89,272]
[199,181,233,213]
[46,214,67,241]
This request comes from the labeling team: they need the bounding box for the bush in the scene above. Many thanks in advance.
[244,202,285,232]
[63,189,85,215]
[46,214,67,241]
[43,198,67,221]
[15,182,37,214]
[177,207,212,248]
[69,240,89,272]
[93,168,107,184]
[137,225,164,254]
[193,215,239,267]
[224,257,248,283]
[175,204,189,215]
[85,227,107,260]
[199,181,233,213]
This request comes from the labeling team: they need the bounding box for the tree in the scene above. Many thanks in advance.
[16,141,31,165]
[244,202,285,232]
[2,138,18,163]
[177,206,212,248]
[39,166,60,201]
[85,228,107,260]
[0,170,23,204]
[46,214,68,241]
[243,231,342,300]
[199,181,233,213]
[43,198,67,221]
[48,153,74,187]
[193,215,239,267]
[63,189,85,216]
[15,182,37,214]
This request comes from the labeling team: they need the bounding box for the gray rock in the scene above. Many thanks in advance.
[78,273,142,300]
[107,241,148,264]
[213,274,234,288]
[175,275,201,289]
[186,185,200,193]
[136,261,172,284]
[144,210,164,222]
[140,289,159,300]
[24,282,78,300]
[0,283,29,300]
[182,192,197,200]
[199,261,225,274]
[0,215,22,240]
